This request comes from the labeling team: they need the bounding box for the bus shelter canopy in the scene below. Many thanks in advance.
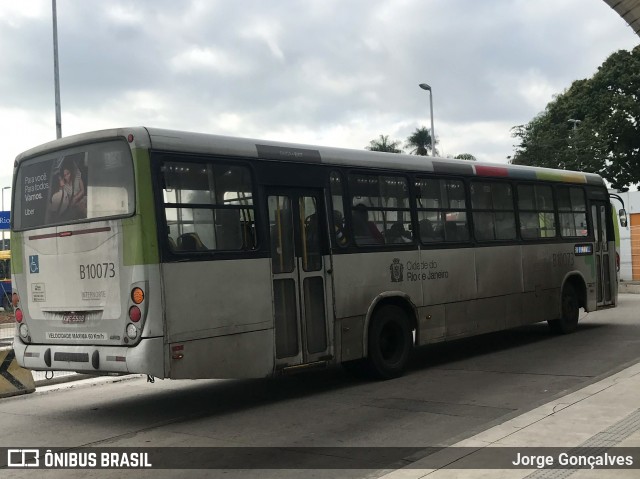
[604,0,640,36]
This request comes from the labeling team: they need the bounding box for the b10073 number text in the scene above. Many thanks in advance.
[79,263,116,279]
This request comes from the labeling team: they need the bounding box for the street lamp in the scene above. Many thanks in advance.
[419,83,436,157]
[1,186,10,212]
[568,118,581,130]
[52,0,62,139]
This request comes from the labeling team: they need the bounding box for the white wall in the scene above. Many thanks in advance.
[611,190,640,282]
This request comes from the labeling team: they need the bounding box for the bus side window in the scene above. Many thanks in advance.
[445,222,459,242]
[241,219,257,250]
[329,171,349,247]
[215,209,241,250]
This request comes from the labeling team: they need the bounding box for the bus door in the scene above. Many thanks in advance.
[267,188,332,368]
[591,201,613,306]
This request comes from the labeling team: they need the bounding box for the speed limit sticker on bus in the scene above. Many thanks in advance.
[45,332,108,341]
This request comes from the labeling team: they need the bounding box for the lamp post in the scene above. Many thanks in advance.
[419,83,436,157]
[1,187,10,251]
[52,0,62,139]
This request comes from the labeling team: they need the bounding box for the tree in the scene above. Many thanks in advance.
[366,135,403,153]
[405,127,437,156]
[511,45,640,190]
[454,153,476,161]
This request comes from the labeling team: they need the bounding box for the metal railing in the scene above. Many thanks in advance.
[0,320,78,384]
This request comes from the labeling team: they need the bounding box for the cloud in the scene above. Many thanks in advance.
[0,0,637,197]
[170,46,251,75]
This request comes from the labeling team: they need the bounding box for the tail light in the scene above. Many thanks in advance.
[129,306,141,322]
[131,287,144,304]
[126,284,146,340]
[15,308,23,323]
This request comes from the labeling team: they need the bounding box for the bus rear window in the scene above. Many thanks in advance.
[14,140,135,230]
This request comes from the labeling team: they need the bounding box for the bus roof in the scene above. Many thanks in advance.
[15,126,605,187]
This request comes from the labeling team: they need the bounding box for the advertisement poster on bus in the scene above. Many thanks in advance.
[20,152,88,229]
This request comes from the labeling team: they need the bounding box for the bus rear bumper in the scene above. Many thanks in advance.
[13,337,165,378]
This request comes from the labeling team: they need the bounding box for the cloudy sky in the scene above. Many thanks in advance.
[0,0,638,200]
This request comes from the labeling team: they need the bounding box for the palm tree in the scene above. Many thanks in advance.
[366,135,403,153]
[405,127,436,156]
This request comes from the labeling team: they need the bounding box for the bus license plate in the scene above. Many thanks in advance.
[63,313,86,324]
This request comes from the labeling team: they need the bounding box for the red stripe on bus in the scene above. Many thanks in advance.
[475,165,509,177]
[29,227,111,240]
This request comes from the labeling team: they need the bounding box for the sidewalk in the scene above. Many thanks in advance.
[382,360,640,478]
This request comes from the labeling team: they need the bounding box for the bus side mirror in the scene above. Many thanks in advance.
[619,209,628,228]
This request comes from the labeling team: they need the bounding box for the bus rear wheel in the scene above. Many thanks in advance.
[548,284,579,334]
[365,304,412,379]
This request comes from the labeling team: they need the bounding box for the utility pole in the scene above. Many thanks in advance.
[419,83,436,157]
[52,0,62,139]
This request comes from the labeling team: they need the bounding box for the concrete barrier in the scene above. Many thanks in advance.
[0,347,35,398]
[619,282,640,294]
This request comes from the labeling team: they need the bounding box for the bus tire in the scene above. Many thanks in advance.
[548,283,579,334]
[365,304,412,379]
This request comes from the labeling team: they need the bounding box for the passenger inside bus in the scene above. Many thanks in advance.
[332,210,348,246]
[419,218,437,241]
[386,222,412,244]
[352,205,384,245]
[177,232,208,251]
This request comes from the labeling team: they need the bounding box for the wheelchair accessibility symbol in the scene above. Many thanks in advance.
[29,255,39,274]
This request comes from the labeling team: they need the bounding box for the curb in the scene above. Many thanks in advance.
[619,282,640,294]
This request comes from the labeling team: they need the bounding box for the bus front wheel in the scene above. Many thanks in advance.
[366,304,412,379]
[548,284,579,334]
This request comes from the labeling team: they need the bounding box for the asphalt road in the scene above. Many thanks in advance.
[1,294,639,478]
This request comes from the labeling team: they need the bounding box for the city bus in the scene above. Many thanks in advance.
[10,127,625,380]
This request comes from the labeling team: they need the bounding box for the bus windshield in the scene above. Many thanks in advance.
[14,140,135,231]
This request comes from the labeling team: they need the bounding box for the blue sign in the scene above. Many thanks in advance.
[0,211,9,230]
[29,255,39,274]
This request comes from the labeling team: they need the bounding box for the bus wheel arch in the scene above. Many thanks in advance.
[363,294,417,379]
[548,275,585,334]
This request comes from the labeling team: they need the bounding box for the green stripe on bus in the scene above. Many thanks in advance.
[10,231,22,274]
[123,148,159,266]
[612,205,620,250]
